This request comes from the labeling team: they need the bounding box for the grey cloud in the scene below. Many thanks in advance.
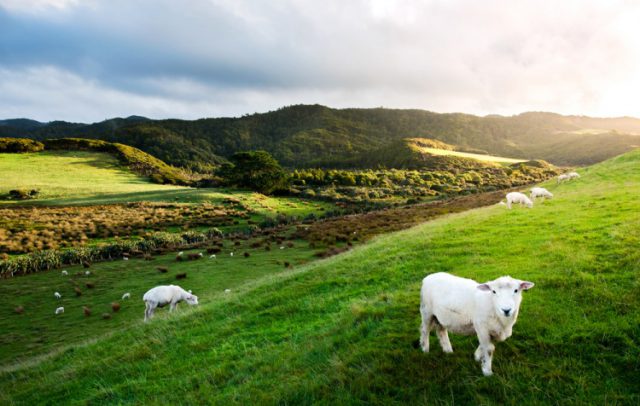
[0,0,639,121]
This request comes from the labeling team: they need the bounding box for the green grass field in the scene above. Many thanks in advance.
[0,151,332,216]
[416,146,527,164]
[1,150,639,404]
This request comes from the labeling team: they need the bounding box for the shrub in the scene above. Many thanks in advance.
[0,138,44,153]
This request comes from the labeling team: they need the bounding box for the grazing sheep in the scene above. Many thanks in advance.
[198,252,203,257]
[230,252,234,257]
[176,273,187,280]
[419,272,535,376]
[280,246,285,250]
[557,174,570,184]
[85,270,91,276]
[111,302,121,312]
[54,292,62,299]
[209,254,216,259]
[123,257,129,261]
[122,292,131,300]
[567,171,580,179]
[505,192,533,209]
[83,306,91,317]
[143,285,199,322]
[61,270,68,276]
[530,187,553,200]
[178,251,184,256]
[224,289,231,293]
[55,306,64,315]
[14,306,24,314]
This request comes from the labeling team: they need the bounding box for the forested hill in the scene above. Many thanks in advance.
[2,105,639,170]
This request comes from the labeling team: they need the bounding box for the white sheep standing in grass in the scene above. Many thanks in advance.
[55,307,64,315]
[505,192,533,209]
[567,171,580,179]
[557,174,570,184]
[209,254,216,259]
[61,270,68,276]
[143,285,199,322]
[54,292,62,299]
[122,292,131,300]
[420,272,534,376]
[530,187,553,200]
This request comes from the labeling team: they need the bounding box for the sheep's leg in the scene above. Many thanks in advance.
[169,301,178,312]
[475,329,495,376]
[435,324,453,353]
[506,200,512,209]
[419,305,433,353]
[144,302,155,322]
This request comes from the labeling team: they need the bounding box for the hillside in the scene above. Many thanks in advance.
[0,151,187,205]
[2,105,640,169]
[1,149,638,404]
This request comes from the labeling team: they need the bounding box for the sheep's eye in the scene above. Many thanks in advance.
[492,290,496,294]
[514,289,519,293]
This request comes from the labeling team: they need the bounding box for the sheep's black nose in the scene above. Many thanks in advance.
[502,308,512,316]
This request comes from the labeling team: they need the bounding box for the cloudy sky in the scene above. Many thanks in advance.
[1,0,639,122]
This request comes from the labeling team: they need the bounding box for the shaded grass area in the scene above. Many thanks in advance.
[1,150,639,404]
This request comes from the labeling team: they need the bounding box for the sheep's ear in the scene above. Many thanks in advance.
[477,283,492,291]
[519,281,535,290]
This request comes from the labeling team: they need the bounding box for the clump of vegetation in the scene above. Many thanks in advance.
[0,203,240,254]
[0,228,223,277]
[218,150,289,195]
[0,138,44,153]
[6,189,39,200]
[290,161,558,204]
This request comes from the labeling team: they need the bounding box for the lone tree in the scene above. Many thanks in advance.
[222,150,289,194]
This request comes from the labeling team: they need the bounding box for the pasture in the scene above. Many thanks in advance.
[1,149,638,404]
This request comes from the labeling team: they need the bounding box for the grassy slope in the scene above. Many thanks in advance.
[415,146,526,164]
[1,151,639,404]
[0,151,183,204]
[0,151,331,216]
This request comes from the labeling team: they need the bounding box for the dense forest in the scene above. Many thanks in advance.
[2,105,640,170]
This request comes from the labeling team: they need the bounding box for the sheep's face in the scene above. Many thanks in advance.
[478,276,534,319]
[186,294,199,306]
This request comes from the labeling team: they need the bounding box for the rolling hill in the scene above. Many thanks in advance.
[2,105,640,170]
[1,149,638,404]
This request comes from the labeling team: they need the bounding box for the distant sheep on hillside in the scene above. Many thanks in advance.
[420,272,534,376]
[530,187,553,200]
[505,192,533,209]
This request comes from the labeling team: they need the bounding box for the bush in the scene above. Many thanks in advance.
[0,138,44,153]
[8,189,38,200]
